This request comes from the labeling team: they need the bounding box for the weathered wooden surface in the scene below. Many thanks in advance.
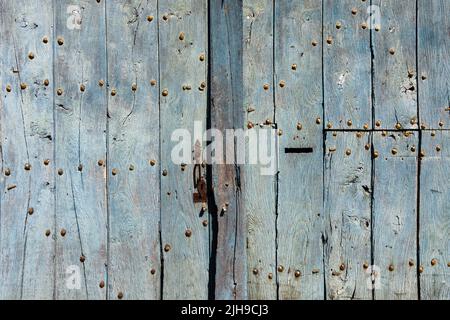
[106,0,160,300]
[0,0,448,300]
[373,131,418,300]
[243,0,277,300]
[419,131,450,299]
[275,0,324,300]
[418,0,449,130]
[159,0,209,299]
[324,131,372,300]
[0,0,55,299]
[372,0,417,130]
[54,0,107,300]
[324,0,372,129]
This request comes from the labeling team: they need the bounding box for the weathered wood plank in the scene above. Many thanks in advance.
[210,0,247,299]
[419,130,450,299]
[159,0,209,299]
[0,0,55,300]
[275,0,324,300]
[243,0,277,300]
[372,0,417,130]
[324,0,372,129]
[106,0,160,300]
[54,0,107,299]
[418,0,450,130]
[373,131,418,300]
[324,131,372,300]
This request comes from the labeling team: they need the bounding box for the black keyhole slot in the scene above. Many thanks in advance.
[285,147,313,154]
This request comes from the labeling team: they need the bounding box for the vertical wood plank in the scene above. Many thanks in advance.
[275,0,324,300]
[0,0,55,299]
[372,0,418,130]
[54,0,107,299]
[210,0,247,299]
[418,0,450,129]
[106,0,160,300]
[420,130,450,299]
[324,131,372,300]
[243,0,277,300]
[324,0,372,129]
[159,0,209,299]
[373,131,418,299]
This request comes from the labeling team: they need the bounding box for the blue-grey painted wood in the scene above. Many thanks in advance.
[275,0,324,300]
[373,131,418,299]
[419,130,450,299]
[106,0,160,300]
[159,0,209,299]
[54,0,107,299]
[0,0,55,299]
[372,0,417,130]
[243,0,277,300]
[324,0,372,129]
[418,0,449,130]
[324,131,372,300]
[210,0,247,299]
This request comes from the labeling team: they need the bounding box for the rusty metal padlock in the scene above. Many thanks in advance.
[193,164,207,203]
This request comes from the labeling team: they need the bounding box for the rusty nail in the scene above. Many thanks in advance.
[20,83,27,90]
[28,52,35,60]
[111,89,117,96]
[373,150,379,158]
[312,40,318,46]
[57,88,63,96]
[131,83,137,91]
[438,121,444,127]
[294,270,301,278]
[327,122,332,129]
[150,79,157,86]
[326,36,333,45]
[57,37,64,45]
[387,264,394,271]
[410,118,416,125]
[339,263,345,271]
[420,150,425,157]
[252,268,258,275]
[178,32,185,41]
[42,36,49,44]
[351,8,358,15]
[6,84,11,92]
[98,80,105,87]
[375,120,381,127]
[112,168,118,176]
[382,131,387,137]
[312,269,320,274]
[297,122,302,130]
[5,168,11,176]
[80,84,85,92]
[60,229,66,237]
[375,24,381,32]
[410,146,416,152]
[79,255,86,263]
[162,169,168,176]
[147,15,153,22]
[420,124,426,129]
[435,145,441,152]
[199,54,205,62]
[345,149,351,156]
[263,83,270,90]
[365,144,370,150]
[200,82,206,89]
[24,163,31,171]
[98,159,104,166]
[447,262,450,268]
[117,292,123,299]
[28,207,34,215]
[329,146,336,152]
[363,123,369,130]
[268,273,273,279]
[185,229,192,237]
[391,148,398,155]
[162,89,168,96]
[149,159,156,166]
[316,117,321,125]
[430,131,436,137]
[247,121,254,129]
[431,258,437,266]
[151,268,156,275]
[277,265,284,272]
[277,129,283,136]
[129,164,134,171]
[162,14,168,21]
[361,22,367,29]
[99,281,105,288]
[395,123,402,130]
[58,168,64,176]
[78,164,83,171]
[409,260,414,267]
[202,220,208,227]
[335,21,342,29]
[7,184,16,190]
[164,244,171,252]
[45,229,51,237]
[279,80,285,88]
[356,132,362,138]
[419,265,424,273]
[421,74,427,80]
[346,120,352,127]
[408,70,414,78]
[291,64,297,70]
[389,48,395,55]
[363,262,369,269]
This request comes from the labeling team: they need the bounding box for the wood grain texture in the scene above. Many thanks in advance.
[418,0,450,130]
[419,130,450,300]
[373,131,418,300]
[324,0,372,129]
[210,0,247,300]
[0,0,55,300]
[54,0,107,299]
[106,0,160,300]
[243,0,277,300]
[372,0,417,130]
[324,131,372,300]
[275,0,324,300]
[159,0,209,299]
